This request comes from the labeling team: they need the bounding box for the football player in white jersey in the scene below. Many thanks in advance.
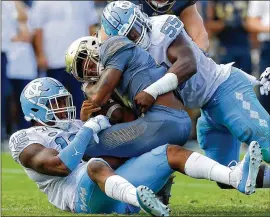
[82,1,270,189]
[9,77,172,215]
[9,77,263,215]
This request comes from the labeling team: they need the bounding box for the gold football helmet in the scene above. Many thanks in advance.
[65,36,100,82]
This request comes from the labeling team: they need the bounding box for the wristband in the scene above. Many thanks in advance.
[143,73,178,99]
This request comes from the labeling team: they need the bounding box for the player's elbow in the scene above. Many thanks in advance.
[54,157,72,177]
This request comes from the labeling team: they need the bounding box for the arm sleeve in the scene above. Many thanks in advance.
[58,127,94,171]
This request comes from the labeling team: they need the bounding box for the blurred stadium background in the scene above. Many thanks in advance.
[1,1,269,216]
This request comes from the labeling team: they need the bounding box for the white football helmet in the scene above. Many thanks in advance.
[65,36,101,83]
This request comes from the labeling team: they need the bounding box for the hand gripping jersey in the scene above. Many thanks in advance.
[148,15,233,109]
[9,120,87,211]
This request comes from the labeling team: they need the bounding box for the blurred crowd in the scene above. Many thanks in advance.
[1,1,269,141]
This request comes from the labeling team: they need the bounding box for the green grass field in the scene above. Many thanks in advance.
[1,153,270,216]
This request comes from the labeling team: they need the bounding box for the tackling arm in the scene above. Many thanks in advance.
[85,69,122,106]
[19,117,111,177]
[143,33,197,99]
[166,33,197,83]
[180,4,209,52]
[19,144,71,177]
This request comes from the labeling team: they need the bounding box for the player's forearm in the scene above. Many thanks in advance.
[246,18,270,33]
[88,69,122,106]
[144,44,197,99]
[180,4,210,52]
[193,31,210,52]
[14,1,28,22]
[84,83,112,106]
[91,92,112,107]
[30,148,71,177]
[58,127,94,171]
[184,19,210,52]
[167,45,197,84]
[32,127,93,176]
[33,29,45,57]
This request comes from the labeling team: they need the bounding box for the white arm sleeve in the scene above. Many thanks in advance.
[143,73,179,99]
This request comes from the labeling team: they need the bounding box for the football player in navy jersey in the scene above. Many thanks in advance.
[206,1,252,73]
[134,0,209,52]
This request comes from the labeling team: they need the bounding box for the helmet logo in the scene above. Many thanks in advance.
[116,1,132,9]
[24,81,43,99]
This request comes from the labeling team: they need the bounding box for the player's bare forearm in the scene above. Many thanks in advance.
[192,31,209,52]
[19,144,71,177]
[33,29,45,57]
[88,69,122,106]
[180,4,210,52]
[167,34,197,83]
[246,17,270,33]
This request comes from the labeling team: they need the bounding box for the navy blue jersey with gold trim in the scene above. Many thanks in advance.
[134,0,196,16]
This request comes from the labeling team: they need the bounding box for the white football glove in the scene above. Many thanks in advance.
[259,67,270,96]
[83,115,111,134]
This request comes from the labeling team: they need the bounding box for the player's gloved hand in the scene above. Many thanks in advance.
[259,67,270,96]
[135,91,155,114]
[83,115,111,134]
[80,100,101,122]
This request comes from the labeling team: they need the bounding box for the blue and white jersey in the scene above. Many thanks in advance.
[100,36,167,113]
[147,15,233,109]
[9,120,87,212]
